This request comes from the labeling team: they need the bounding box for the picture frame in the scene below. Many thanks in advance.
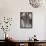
[20,12,33,28]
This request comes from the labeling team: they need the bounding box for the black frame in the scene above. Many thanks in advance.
[20,12,33,28]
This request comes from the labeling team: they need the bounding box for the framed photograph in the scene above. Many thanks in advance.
[20,12,32,28]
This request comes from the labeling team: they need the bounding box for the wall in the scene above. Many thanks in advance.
[0,0,46,40]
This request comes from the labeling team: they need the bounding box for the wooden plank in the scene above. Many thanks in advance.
[24,43,28,46]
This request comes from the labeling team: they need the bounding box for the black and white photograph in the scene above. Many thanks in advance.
[20,12,32,28]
